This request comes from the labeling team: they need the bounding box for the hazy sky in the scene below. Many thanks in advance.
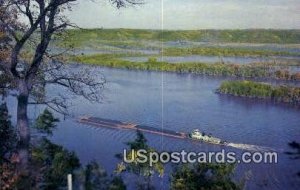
[67,0,300,29]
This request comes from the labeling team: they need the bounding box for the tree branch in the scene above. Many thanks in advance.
[9,0,76,78]
[13,1,34,27]
[110,0,144,8]
[29,95,69,116]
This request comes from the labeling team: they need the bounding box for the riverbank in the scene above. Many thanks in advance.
[217,80,300,105]
[61,29,300,45]
[57,29,300,58]
[72,54,300,81]
[163,47,300,57]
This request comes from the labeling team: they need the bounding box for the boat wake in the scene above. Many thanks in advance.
[226,143,276,152]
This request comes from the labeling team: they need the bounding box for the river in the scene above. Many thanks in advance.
[6,64,300,189]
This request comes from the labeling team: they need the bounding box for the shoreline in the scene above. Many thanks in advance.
[216,80,300,105]
[71,54,300,82]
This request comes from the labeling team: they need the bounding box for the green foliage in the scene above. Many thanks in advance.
[32,136,127,190]
[0,103,16,162]
[76,161,127,190]
[61,29,300,45]
[0,108,126,189]
[171,163,241,190]
[72,54,300,81]
[217,81,273,97]
[123,131,164,177]
[0,103,18,189]
[34,109,59,135]
[0,74,15,96]
[217,80,300,105]
[117,131,164,190]
[32,109,127,189]
[126,130,148,150]
[108,176,127,190]
[148,57,158,63]
[58,29,300,58]
[32,138,80,189]
[78,161,108,190]
[163,46,299,57]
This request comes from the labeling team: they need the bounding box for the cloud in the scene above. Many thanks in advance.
[66,0,300,29]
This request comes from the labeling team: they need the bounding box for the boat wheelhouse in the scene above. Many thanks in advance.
[189,129,226,145]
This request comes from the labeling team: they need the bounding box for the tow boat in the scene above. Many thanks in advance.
[189,129,227,145]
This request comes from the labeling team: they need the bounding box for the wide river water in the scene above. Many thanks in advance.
[6,64,300,189]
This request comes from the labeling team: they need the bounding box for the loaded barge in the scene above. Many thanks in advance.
[78,116,186,139]
[78,116,227,145]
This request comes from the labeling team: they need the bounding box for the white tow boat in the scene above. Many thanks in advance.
[189,129,227,145]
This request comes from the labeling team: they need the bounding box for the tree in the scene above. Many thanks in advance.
[108,176,127,190]
[0,103,18,190]
[0,4,15,95]
[31,138,80,189]
[76,161,127,190]
[34,108,59,135]
[77,161,109,190]
[0,103,16,162]
[0,0,144,177]
[31,108,126,189]
[117,131,164,190]
[0,103,126,189]
[285,141,300,177]
[171,163,242,190]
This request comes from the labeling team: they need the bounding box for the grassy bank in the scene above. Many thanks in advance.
[163,47,300,57]
[62,28,300,44]
[57,29,300,57]
[72,54,300,81]
[217,80,300,105]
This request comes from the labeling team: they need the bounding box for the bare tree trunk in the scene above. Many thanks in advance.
[16,79,30,176]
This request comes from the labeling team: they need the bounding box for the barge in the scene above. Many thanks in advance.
[78,116,227,144]
[78,116,186,139]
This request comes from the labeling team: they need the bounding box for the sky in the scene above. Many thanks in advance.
[66,0,300,30]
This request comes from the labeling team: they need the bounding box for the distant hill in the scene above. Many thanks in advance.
[63,28,300,44]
